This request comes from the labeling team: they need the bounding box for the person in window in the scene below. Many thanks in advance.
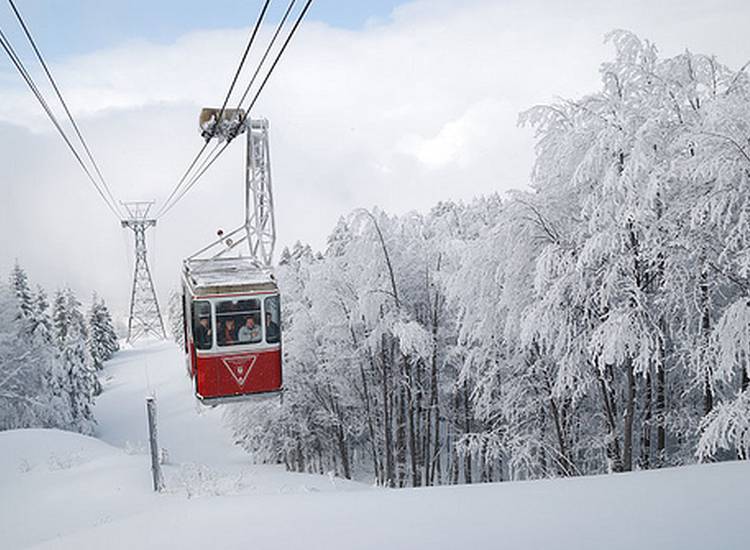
[238,316,261,343]
[265,311,280,343]
[219,318,237,345]
[195,316,212,349]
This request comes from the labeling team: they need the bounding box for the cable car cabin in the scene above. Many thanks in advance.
[182,257,282,404]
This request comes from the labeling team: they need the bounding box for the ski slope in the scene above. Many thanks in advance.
[1,341,747,549]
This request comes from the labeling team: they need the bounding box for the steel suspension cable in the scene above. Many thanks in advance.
[234,0,298,110]
[7,0,121,217]
[156,0,271,219]
[0,28,121,219]
[213,0,271,131]
[155,140,210,218]
[159,142,230,219]
[240,0,313,117]
[158,0,313,219]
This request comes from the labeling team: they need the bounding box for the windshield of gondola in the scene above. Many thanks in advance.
[216,299,261,346]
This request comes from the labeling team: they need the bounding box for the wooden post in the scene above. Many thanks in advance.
[146,396,165,492]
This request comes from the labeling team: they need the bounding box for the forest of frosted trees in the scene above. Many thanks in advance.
[0,263,119,433]
[225,31,750,486]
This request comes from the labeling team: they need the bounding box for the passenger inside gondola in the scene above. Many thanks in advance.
[219,318,237,346]
[195,316,212,350]
[238,316,261,343]
[217,298,262,346]
[265,311,280,343]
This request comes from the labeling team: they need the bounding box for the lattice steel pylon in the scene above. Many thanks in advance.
[121,201,166,342]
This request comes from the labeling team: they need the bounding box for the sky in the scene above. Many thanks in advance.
[0,0,749,318]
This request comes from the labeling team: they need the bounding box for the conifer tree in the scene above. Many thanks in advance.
[51,288,98,434]
[10,262,33,322]
[31,286,53,342]
[88,293,119,371]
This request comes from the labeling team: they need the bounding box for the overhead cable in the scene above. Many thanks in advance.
[7,0,121,218]
[0,26,121,219]
[158,0,314,219]
[156,0,273,219]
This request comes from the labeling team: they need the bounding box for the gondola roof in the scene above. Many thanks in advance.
[182,257,277,296]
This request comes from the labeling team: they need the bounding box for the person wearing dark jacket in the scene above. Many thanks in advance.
[195,317,212,349]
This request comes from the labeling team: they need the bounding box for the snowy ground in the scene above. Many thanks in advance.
[1,341,747,549]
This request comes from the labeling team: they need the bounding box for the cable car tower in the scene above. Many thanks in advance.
[121,200,167,343]
[181,109,283,404]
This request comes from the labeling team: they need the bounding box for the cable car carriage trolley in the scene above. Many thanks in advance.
[182,108,283,404]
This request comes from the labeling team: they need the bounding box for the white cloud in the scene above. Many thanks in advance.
[397,99,514,169]
[1,0,748,314]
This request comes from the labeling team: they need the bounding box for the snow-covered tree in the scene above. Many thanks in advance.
[88,292,119,371]
[10,261,34,322]
[226,30,750,484]
[52,288,97,434]
[1,271,66,430]
[167,289,185,349]
[0,283,44,429]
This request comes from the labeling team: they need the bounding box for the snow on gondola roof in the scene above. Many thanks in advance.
[182,257,277,295]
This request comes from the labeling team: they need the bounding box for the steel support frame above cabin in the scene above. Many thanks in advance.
[188,117,276,270]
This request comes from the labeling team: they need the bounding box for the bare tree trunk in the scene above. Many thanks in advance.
[622,358,636,472]
[640,368,652,469]
[462,382,472,484]
[296,438,305,473]
[395,383,407,487]
[656,364,666,462]
[423,389,432,487]
[360,355,381,483]
[429,337,441,486]
[381,334,394,487]
[597,363,623,472]
[449,391,459,484]
[701,273,714,416]
[433,409,442,485]
[537,360,573,476]
[335,423,351,479]
[548,396,573,476]
[405,356,420,487]
[424,254,442,486]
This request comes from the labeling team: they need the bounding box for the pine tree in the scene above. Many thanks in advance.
[52,290,70,350]
[88,293,119,371]
[1,277,64,431]
[31,286,53,342]
[51,288,98,434]
[10,261,33,322]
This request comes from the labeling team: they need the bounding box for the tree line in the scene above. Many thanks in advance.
[223,31,750,486]
[0,263,119,433]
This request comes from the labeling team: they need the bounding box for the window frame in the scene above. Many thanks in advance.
[191,293,281,352]
[263,295,281,344]
[215,297,263,348]
[191,299,214,351]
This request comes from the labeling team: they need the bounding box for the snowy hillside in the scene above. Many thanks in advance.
[1,341,746,550]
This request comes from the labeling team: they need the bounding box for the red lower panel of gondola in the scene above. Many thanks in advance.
[195,348,282,401]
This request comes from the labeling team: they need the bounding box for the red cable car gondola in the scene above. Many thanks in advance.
[182,109,282,404]
[182,257,282,404]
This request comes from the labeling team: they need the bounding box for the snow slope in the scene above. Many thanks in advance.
[1,341,747,549]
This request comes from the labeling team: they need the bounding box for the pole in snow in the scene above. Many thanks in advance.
[146,396,165,492]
